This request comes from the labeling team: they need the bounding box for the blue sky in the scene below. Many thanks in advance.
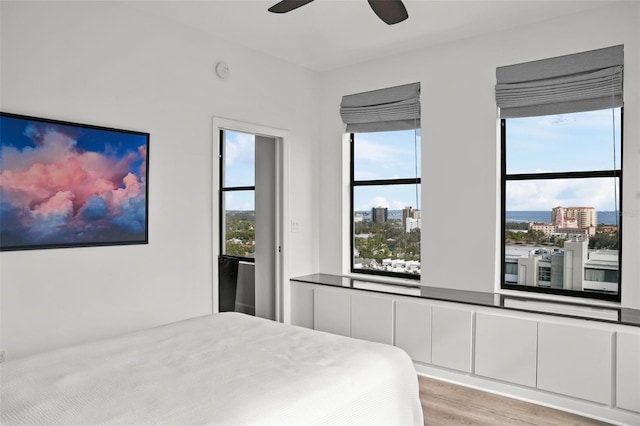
[353,129,421,211]
[506,108,621,211]
[223,130,255,210]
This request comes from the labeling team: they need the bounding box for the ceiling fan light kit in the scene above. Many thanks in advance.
[268,0,408,25]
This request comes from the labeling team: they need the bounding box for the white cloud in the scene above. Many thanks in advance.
[353,132,420,180]
[224,131,254,167]
[506,177,619,211]
[363,196,389,210]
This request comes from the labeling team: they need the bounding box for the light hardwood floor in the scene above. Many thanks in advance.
[418,376,612,426]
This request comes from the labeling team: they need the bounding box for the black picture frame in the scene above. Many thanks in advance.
[0,112,149,251]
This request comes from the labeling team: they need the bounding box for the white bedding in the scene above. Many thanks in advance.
[1,313,423,425]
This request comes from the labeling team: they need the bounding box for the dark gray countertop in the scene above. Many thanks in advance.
[291,273,640,327]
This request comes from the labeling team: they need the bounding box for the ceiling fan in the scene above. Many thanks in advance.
[268,0,409,25]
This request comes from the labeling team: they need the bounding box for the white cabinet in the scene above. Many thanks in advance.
[290,281,314,329]
[616,331,640,413]
[537,322,612,404]
[351,293,393,345]
[431,306,473,373]
[313,288,350,337]
[395,300,432,364]
[293,278,640,425]
[312,287,394,345]
[475,313,537,387]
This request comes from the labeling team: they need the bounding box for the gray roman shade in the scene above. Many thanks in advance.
[340,82,420,132]
[496,45,623,118]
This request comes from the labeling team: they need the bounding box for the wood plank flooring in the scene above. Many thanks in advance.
[418,376,611,426]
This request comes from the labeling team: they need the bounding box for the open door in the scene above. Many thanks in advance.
[213,118,287,322]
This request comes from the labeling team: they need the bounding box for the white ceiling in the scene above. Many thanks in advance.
[121,0,617,72]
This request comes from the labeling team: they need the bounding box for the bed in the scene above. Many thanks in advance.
[1,312,423,425]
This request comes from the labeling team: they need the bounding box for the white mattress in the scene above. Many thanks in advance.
[1,313,423,425]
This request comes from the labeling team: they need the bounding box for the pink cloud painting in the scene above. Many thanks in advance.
[0,113,148,250]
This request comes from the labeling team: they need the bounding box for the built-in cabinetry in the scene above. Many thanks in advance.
[617,332,640,413]
[290,279,640,426]
[475,313,537,388]
[431,306,473,373]
[394,300,431,364]
[537,322,612,404]
[313,287,350,337]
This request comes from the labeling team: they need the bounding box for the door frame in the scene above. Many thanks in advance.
[212,117,289,322]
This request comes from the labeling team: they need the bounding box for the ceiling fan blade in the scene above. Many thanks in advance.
[367,0,408,25]
[268,0,315,14]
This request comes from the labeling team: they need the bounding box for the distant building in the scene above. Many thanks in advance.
[406,217,421,232]
[354,258,378,270]
[529,206,597,238]
[529,222,556,235]
[553,206,596,228]
[402,206,421,231]
[371,207,388,223]
[505,238,618,293]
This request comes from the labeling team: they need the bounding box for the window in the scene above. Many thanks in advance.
[497,46,623,302]
[585,268,618,283]
[340,82,421,280]
[219,130,255,261]
[350,129,421,279]
[505,263,518,275]
[538,266,551,283]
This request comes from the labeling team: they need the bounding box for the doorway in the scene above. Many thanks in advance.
[212,118,287,322]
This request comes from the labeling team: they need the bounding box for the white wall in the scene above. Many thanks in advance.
[2,1,638,361]
[0,1,320,359]
[318,2,640,309]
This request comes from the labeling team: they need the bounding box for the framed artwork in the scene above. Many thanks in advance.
[0,112,149,251]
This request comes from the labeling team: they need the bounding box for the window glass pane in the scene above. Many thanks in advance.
[353,184,421,275]
[354,130,421,181]
[506,108,621,174]
[223,130,255,187]
[504,177,620,295]
[222,190,255,258]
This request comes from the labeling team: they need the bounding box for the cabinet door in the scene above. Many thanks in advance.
[617,332,640,413]
[290,282,314,329]
[475,313,537,387]
[313,287,350,337]
[537,322,612,404]
[395,300,431,363]
[351,293,393,345]
[432,306,473,372]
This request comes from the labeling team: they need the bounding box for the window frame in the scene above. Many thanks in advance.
[500,110,623,302]
[349,132,421,280]
[219,129,255,263]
